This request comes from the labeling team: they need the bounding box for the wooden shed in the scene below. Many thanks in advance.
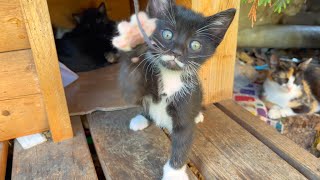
[1,0,320,179]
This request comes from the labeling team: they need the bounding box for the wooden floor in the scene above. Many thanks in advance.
[8,100,320,179]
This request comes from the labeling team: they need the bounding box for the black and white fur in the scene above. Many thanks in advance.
[118,1,236,179]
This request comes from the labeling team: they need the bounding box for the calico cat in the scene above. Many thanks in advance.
[262,58,320,119]
[55,3,118,72]
[113,0,236,179]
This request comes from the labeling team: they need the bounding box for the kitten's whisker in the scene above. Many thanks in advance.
[152,37,166,48]
[196,24,227,33]
[197,33,222,41]
[130,53,159,75]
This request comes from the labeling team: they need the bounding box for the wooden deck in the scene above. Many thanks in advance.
[9,100,320,179]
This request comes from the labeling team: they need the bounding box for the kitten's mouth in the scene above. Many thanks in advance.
[160,55,184,70]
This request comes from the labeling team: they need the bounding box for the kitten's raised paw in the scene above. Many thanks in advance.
[195,112,204,124]
[129,114,149,131]
[112,12,157,51]
[162,162,189,180]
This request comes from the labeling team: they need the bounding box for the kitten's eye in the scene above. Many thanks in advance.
[190,41,202,51]
[162,30,173,40]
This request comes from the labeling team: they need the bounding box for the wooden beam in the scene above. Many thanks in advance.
[0,141,8,180]
[19,0,73,142]
[191,0,240,104]
[217,100,320,179]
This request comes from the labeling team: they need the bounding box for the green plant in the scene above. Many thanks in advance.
[242,0,292,26]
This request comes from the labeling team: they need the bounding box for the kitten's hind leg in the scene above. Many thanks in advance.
[129,114,150,131]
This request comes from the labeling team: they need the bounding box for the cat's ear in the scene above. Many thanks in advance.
[147,0,176,18]
[298,58,312,71]
[72,13,82,24]
[204,8,236,43]
[98,2,106,14]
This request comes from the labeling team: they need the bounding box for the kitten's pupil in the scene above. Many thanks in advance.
[162,29,173,40]
[190,40,201,51]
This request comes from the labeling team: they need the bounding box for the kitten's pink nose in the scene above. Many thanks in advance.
[287,86,293,92]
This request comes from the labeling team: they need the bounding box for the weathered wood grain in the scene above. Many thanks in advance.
[65,64,135,116]
[88,108,197,180]
[217,100,320,179]
[192,0,240,104]
[0,0,30,52]
[12,117,97,180]
[19,0,73,142]
[190,105,306,179]
[0,94,48,141]
[0,49,40,100]
[0,141,8,180]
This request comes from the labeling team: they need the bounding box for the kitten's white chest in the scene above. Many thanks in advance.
[144,66,184,133]
[263,79,301,107]
[159,66,184,97]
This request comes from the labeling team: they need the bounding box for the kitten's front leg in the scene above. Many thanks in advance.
[268,106,296,119]
[163,124,194,180]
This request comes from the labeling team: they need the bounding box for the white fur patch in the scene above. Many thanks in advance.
[129,115,149,131]
[195,112,204,124]
[162,161,188,180]
[145,96,173,133]
[268,106,296,119]
[263,78,302,108]
[159,65,184,97]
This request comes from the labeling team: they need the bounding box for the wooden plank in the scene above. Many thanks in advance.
[0,49,40,100]
[0,94,48,141]
[190,105,306,179]
[0,141,8,180]
[191,0,240,104]
[88,108,197,179]
[0,0,30,52]
[19,0,73,142]
[65,64,134,116]
[12,117,98,180]
[217,100,320,179]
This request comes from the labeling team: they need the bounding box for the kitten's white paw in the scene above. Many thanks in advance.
[162,162,189,180]
[195,112,204,124]
[129,115,149,131]
[268,107,282,119]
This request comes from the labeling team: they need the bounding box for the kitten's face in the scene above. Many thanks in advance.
[268,59,312,92]
[147,0,236,71]
[73,3,114,35]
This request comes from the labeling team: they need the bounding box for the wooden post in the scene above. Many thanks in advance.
[192,0,240,105]
[19,0,73,142]
[0,141,8,180]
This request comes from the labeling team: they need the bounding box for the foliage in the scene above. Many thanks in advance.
[242,0,292,26]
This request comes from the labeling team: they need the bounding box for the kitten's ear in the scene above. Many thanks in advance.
[298,58,312,71]
[72,13,82,24]
[205,8,236,42]
[98,2,106,14]
[147,0,175,18]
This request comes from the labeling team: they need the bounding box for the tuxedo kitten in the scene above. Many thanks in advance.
[262,58,320,119]
[113,1,236,179]
[55,3,118,72]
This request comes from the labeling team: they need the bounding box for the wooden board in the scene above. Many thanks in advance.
[65,64,135,116]
[217,100,320,179]
[190,105,306,179]
[0,49,40,100]
[0,141,8,180]
[88,108,197,179]
[0,94,48,141]
[12,117,98,180]
[0,0,30,52]
[20,0,73,142]
[192,0,240,104]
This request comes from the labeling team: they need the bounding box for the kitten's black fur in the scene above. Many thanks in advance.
[55,3,117,72]
[119,0,236,173]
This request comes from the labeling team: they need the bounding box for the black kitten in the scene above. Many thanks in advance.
[115,0,236,179]
[55,3,117,72]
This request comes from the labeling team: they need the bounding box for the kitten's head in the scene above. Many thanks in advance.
[73,3,115,35]
[267,58,312,92]
[146,0,236,71]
